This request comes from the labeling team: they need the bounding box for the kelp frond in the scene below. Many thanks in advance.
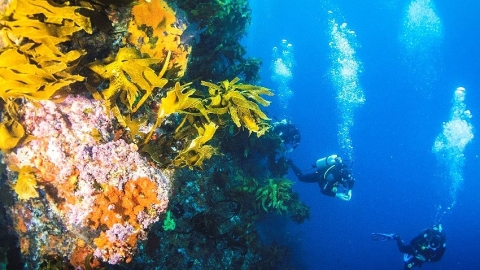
[13,166,39,200]
[1,0,92,46]
[142,81,204,144]
[201,77,273,136]
[173,122,219,169]
[0,118,25,152]
[255,178,294,214]
[88,47,169,113]
[0,0,92,151]
[0,47,83,102]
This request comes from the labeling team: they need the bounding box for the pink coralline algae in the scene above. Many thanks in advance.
[4,95,171,267]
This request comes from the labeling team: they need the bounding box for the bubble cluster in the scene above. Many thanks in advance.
[271,39,295,112]
[400,0,443,89]
[272,58,292,80]
[433,87,474,209]
[328,14,365,160]
[402,0,443,49]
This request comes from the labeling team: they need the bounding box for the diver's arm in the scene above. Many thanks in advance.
[396,235,415,255]
[320,184,336,197]
[330,171,353,201]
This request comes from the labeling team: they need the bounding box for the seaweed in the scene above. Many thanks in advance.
[167,0,261,83]
[202,77,273,136]
[88,47,169,113]
[0,0,92,150]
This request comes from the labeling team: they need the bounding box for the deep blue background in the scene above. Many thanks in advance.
[245,0,480,269]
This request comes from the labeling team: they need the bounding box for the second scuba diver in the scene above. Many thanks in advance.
[371,224,446,269]
[287,154,355,201]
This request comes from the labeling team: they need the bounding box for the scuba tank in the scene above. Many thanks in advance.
[315,154,338,170]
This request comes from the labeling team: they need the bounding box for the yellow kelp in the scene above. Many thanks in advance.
[13,166,39,200]
[143,81,205,144]
[173,122,218,169]
[0,47,83,101]
[0,118,24,152]
[202,77,273,136]
[88,47,169,113]
[0,0,91,151]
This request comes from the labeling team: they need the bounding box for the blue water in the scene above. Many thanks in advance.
[245,0,480,269]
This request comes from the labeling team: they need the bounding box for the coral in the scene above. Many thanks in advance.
[93,227,138,265]
[4,95,171,266]
[134,159,301,269]
[201,77,273,136]
[0,0,301,268]
[126,0,190,77]
[84,172,169,264]
[87,177,163,231]
[69,240,102,269]
[88,151,165,259]
[8,198,83,269]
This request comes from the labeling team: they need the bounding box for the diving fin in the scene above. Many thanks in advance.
[371,233,396,241]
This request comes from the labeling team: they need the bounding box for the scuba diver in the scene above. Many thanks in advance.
[287,154,354,201]
[371,224,446,269]
[272,119,301,152]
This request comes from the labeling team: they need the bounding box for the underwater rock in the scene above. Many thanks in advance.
[3,95,171,267]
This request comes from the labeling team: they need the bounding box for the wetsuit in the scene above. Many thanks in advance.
[395,228,446,269]
[288,160,354,197]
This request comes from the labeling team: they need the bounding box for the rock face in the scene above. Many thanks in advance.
[4,95,171,267]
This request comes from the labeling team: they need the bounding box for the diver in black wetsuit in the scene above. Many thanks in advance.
[287,154,355,201]
[372,224,446,269]
[272,119,301,151]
